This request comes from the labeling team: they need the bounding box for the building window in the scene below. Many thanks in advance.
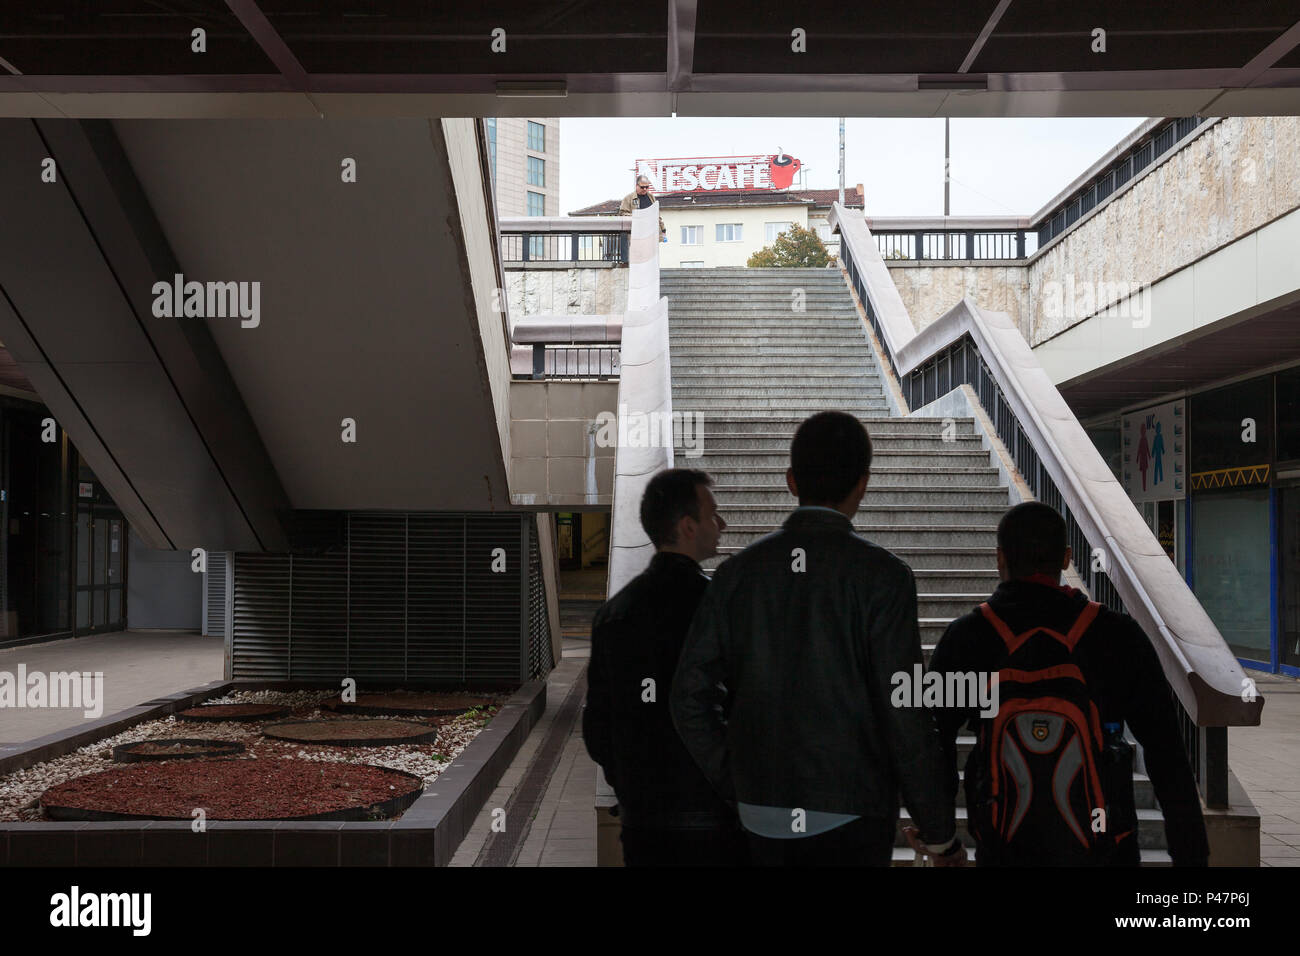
[765,221,794,243]
[817,223,831,241]
[716,223,743,242]
[680,261,705,268]
[527,191,546,217]
[527,156,545,187]
[485,118,497,186]
[681,225,703,245]
[527,121,546,152]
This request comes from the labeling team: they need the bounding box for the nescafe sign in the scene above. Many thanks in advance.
[635,151,803,193]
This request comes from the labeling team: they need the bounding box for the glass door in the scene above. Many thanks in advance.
[1281,485,1300,673]
[75,503,126,635]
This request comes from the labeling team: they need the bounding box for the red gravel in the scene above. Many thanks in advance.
[322,691,498,717]
[262,718,440,746]
[40,759,423,820]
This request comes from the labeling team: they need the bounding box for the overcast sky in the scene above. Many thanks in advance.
[559,116,1147,217]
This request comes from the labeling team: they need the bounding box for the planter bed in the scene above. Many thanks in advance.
[41,759,424,822]
[0,680,545,866]
[321,691,498,718]
[113,739,245,762]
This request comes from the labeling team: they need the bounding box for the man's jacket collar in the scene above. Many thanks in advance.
[782,507,854,533]
[649,550,706,577]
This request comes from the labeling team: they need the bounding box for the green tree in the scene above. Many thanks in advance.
[746,223,831,268]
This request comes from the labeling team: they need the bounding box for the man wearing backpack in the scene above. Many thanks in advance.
[927,501,1209,866]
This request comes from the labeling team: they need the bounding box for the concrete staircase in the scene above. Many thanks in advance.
[660,266,1170,864]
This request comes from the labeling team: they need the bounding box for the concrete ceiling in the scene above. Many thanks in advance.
[1061,295,1300,420]
[112,118,510,511]
[1,1,1300,117]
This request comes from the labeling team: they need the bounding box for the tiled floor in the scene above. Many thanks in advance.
[0,631,223,744]
[1229,672,1300,866]
[449,638,595,867]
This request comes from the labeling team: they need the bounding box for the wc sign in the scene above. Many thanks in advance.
[635,152,803,194]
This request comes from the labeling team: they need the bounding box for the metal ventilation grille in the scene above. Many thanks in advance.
[287,552,346,679]
[465,513,526,683]
[231,512,533,684]
[232,553,291,679]
[203,551,228,639]
[527,519,552,679]
[408,513,472,681]
[347,513,407,682]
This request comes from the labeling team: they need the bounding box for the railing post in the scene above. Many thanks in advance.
[532,344,545,380]
[1199,727,1229,809]
[521,233,530,262]
[914,230,925,260]
[1016,230,1025,259]
[572,232,580,262]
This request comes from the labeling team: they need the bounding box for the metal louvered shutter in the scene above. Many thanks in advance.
[408,513,471,681]
[347,513,408,681]
[229,512,536,685]
[232,553,291,679]
[527,518,552,679]
[203,551,229,639]
[464,513,527,683]
[288,552,347,679]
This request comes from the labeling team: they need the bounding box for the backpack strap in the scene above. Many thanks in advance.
[978,602,1029,654]
[1062,601,1103,651]
[979,600,1104,654]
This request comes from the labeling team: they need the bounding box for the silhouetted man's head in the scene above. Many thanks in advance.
[786,411,873,512]
[639,468,724,561]
[996,501,1072,581]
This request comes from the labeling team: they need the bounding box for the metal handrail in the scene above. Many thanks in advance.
[831,202,1263,806]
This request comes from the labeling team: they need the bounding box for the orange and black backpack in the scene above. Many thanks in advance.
[965,600,1121,866]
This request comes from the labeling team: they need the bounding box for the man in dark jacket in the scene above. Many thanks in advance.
[671,412,962,866]
[583,468,747,865]
[928,500,1210,866]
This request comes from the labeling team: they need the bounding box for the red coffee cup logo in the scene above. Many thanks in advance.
[768,151,801,189]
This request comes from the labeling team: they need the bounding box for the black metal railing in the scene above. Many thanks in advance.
[1036,116,1206,249]
[874,229,1029,261]
[526,344,620,380]
[840,234,1227,807]
[501,231,629,264]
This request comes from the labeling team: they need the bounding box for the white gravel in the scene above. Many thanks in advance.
[0,689,501,821]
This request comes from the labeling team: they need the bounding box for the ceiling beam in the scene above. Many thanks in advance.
[668,0,698,91]
[1229,18,1300,88]
[223,0,308,89]
[959,0,1013,73]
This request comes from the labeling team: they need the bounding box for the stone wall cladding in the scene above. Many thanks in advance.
[887,264,1031,340]
[877,118,1300,347]
[506,268,627,317]
[1028,116,1300,344]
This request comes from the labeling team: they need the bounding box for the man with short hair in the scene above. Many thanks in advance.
[583,468,747,865]
[928,501,1210,866]
[618,174,666,241]
[671,411,962,866]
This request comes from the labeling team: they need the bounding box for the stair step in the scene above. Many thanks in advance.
[710,489,1008,507]
[700,468,997,487]
[710,526,998,549]
[692,452,989,468]
[693,418,976,434]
